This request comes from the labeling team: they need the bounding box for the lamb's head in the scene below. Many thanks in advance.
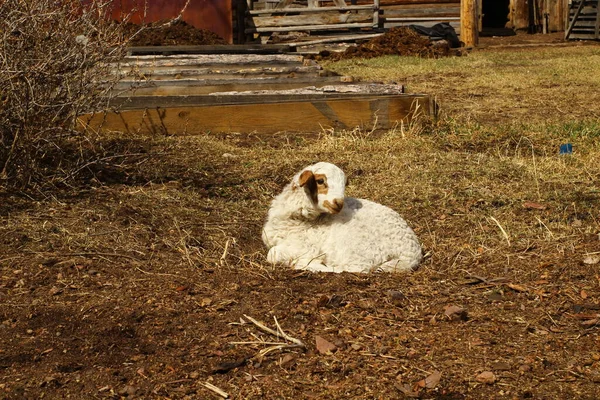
[293,162,346,216]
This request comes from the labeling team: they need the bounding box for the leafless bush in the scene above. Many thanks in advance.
[0,0,129,191]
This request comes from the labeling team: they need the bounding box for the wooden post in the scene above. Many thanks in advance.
[461,0,478,47]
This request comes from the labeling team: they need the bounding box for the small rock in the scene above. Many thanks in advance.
[475,371,496,384]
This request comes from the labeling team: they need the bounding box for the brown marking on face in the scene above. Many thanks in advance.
[323,198,344,214]
[313,173,328,195]
[299,170,318,203]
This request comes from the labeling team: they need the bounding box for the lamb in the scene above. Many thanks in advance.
[262,162,422,273]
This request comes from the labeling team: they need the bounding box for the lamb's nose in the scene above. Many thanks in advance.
[331,198,344,213]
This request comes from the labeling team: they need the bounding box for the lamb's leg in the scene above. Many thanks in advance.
[295,258,338,273]
[372,258,415,273]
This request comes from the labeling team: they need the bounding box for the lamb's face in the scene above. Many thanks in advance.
[297,162,346,215]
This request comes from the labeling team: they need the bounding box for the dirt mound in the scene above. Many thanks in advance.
[314,27,454,61]
[123,20,228,46]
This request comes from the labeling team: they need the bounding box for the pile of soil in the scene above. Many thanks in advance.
[313,27,454,61]
[122,20,228,46]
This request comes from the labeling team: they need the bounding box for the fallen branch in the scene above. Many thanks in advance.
[227,315,306,364]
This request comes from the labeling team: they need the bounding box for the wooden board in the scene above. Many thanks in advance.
[110,76,358,96]
[92,52,435,136]
[80,92,434,135]
[249,9,374,28]
[126,44,292,56]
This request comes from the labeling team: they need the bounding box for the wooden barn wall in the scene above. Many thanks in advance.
[509,0,567,32]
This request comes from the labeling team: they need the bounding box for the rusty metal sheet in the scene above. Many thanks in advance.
[110,0,232,43]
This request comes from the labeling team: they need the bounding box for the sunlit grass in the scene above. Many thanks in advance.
[324,46,600,124]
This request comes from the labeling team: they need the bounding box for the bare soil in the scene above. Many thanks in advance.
[123,20,227,46]
[1,31,600,400]
[310,27,456,61]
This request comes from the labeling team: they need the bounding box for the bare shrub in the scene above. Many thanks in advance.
[0,0,129,191]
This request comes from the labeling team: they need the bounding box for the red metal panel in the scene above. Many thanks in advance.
[110,0,233,43]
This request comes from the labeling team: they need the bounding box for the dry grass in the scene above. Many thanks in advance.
[324,45,600,124]
[1,40,600,399]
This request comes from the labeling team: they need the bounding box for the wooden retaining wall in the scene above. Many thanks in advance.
[80,50,436,135]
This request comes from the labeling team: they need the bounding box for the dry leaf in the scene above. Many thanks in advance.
[583,255,600,265]
[315,335,337,354]
[581,290,588,300]
[507,283,528,292]
[424,370,442,389]
[395,383,420,398]
[444,305,468,320]
[200,298,212,307]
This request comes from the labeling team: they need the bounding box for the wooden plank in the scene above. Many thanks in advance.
[249,9,374,28]
[248,22,375,32]
[126,44,292,56]
[79,94,433,135]
[333,0,349,6]
[382,4,460,17]
[275,0,295,9]
[110,76,356,97]
[286,32,383,46]
[112,66,326,81]
[249,4,376,14]
[119,54,306,68]
[385,16,460,22]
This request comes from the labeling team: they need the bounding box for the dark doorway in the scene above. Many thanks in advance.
[482,0,510,29]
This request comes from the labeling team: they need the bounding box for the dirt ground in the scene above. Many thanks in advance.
[123,20,228,46]
[2,29,600,400]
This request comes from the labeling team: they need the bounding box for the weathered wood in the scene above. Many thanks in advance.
[126,44,291,56]
[110,76,357,96]
[249,9,373,27]
[382,4,460,17]
[460,0,478,47]
[249,4,376,14]
[80,94,433,135]
[119,54,306,68]
[385,16,460,22]
[275,0,295,9]
[596,1,600,38]
[566,0,589,39]
[114,65,328,81]
[248,22,375,32]
[287,32,383,46]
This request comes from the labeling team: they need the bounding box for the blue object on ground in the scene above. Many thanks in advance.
[559,143,573,155]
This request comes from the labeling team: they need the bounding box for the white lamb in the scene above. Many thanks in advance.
[262,162,422,273]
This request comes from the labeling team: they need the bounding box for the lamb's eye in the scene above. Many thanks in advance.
[316,179,325,185]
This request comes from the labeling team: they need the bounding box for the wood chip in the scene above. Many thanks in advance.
[475,371,496,384]
[583,255,600,265]
[315,335,337,354]
[522,201,547,210]
[423,370,442,389]
[506,283,528,292]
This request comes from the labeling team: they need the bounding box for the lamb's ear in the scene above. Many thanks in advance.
[298,170,318,203]
[298,170,314,187]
